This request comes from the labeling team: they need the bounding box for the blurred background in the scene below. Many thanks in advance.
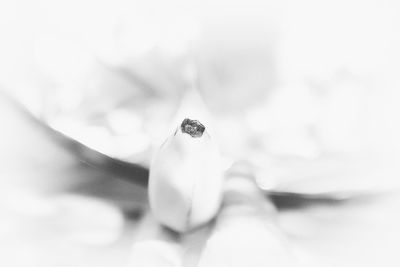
[1,0,400,266]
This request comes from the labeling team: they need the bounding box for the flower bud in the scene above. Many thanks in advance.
[149,118,224,232]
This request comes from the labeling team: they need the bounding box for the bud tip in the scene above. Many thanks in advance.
[181,118,205,138]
